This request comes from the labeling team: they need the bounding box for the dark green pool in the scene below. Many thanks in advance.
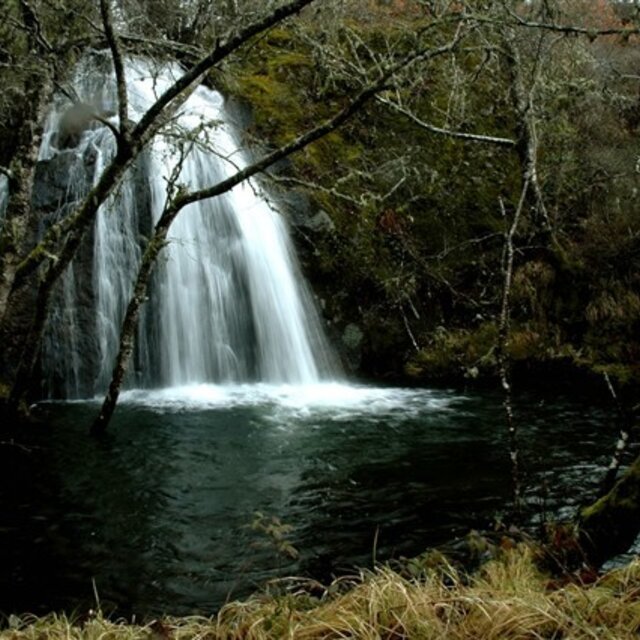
[0,383,618,616]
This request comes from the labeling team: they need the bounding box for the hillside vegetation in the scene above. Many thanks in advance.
[218,1,640,392]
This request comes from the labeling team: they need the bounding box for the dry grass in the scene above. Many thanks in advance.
[3,546,640,639]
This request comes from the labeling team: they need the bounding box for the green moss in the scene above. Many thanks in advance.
[219,20,640,386]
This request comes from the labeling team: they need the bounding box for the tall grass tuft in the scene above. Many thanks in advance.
[3,546,640,639]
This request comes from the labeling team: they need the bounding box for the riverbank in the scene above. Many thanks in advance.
[2,545,640,639]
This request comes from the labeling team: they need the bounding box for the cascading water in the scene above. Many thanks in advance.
[38,56,337,398]
[0,175,8,223]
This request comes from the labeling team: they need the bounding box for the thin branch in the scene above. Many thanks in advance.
[91,112,121,140]
[268,168,407,208]
[399,303,420,352]
[377,96,516,147]
[133,0,317,146]
[120,34,202,61]
[506,12,640,40]
[267,173,363,206]
[0,166,12,180]
[174,29,466,212]
[99,0,129,142]
[497,180,530,516]
[600,372,635,495]
[433,232,502,261]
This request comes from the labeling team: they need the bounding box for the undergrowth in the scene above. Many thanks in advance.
[3,545,640,639]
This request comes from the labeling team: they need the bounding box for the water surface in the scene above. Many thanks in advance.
[0,384,618,616]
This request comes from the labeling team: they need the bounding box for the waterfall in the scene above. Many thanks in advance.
[38,56,337,398]
[0,175,7,226]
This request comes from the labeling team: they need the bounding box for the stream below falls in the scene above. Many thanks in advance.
[0,384,625,617]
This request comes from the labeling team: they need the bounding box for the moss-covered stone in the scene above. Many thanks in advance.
[580,456,640,568]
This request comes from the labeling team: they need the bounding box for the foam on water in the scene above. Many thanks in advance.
[116,383,456,419]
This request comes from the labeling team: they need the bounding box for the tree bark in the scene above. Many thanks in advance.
[599,373,634,496]
[496,183,528,513]
[0,4,56,395]
[91,233,167,434]
[502,30,552,235]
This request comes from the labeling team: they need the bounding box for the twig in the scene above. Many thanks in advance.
[506,11,640,40]
[600,372,635,495]
[99,0,129,143]
[497,180,529,516]
[267,173,363,206]
[0,439,35,454]
[399,303,420,352]
[377,96,516,147]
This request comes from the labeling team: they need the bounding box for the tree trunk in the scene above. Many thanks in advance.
[502,30,552,236]
[0,68,54,396]
[91,232,167,434]
[496,185,528,514]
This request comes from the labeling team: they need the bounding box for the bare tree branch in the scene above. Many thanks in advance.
[497,180,530,515]
[11,0,319,291]
[377,95,516,147]
[502,29,553,234]
[600,373,635,495]
[133,0,317,146]
[506,12,640,40]
[99,0,129,142]
[174,29,466,212]
[267,173,363,206]
[91,138,196,435]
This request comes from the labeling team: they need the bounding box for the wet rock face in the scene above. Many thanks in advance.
[33,149,97,397]
[32,152,82,212]
[341,323,364,371]
[33,146,154,398]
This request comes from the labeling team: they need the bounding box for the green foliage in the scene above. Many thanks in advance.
[406,322,499,380]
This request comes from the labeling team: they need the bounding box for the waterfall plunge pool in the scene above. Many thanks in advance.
[0,384,616,617]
